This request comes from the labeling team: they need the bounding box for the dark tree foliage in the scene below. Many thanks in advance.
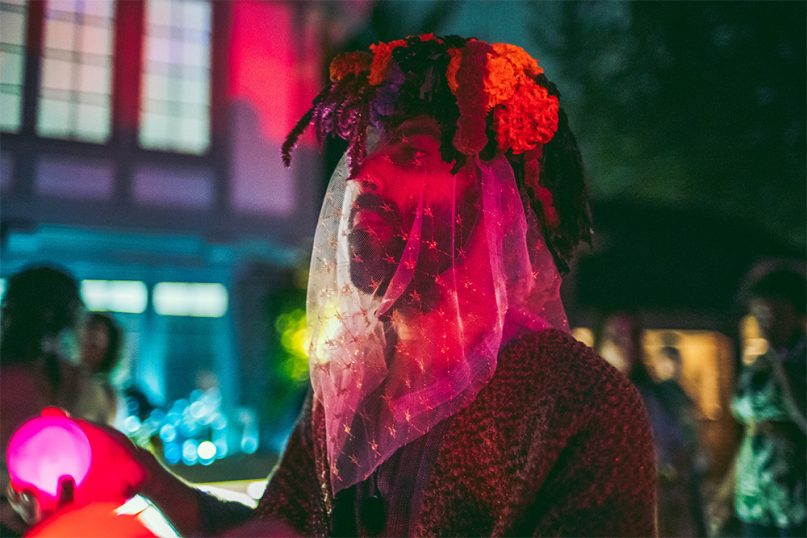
[529,1,805,249]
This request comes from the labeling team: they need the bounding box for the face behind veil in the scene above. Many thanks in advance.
[307,116,568,492]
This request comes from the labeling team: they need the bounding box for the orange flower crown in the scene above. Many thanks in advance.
[283,35,591,271]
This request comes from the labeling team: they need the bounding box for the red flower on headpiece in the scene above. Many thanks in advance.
[492,43,542,76]
[493,79,558,154]
[369,39,407,86]
[484,54,519,110]
[485,44,545,110]
[329,51,372,82]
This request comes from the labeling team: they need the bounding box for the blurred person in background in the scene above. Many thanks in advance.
[80,311,157,428]
[598,311,705,537]
[79,312,124,426]
[713,267,806,538]
[9,36,657,537]
[0,265,109,535]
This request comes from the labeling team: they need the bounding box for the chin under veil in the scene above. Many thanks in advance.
[306,134,568,493]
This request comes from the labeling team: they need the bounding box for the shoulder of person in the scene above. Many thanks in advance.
[498,329,647,421]
[499,329,631,391]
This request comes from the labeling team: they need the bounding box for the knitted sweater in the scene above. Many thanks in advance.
[255,329,657,537]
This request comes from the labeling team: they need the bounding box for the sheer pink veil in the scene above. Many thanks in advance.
[306,136,568,493]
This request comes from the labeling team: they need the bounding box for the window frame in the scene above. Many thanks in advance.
[139,0,215,155]
[1,0,229,210]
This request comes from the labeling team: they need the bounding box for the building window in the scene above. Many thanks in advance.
[81,279,148,313]
[0,0,28,132]
[37,0,115,142]
[153,282,228,317]
[140,0,211,154]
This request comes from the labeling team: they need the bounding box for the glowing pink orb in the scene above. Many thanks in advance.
[6,415,92,498]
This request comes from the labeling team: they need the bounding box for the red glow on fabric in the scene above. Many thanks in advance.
[6,414,91,498]
[27,503,155,538]
[228,2,319,143]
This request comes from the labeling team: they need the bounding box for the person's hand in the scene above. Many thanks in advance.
[1,488,32,533]
[6,476,75,526]
[6,484,41,525]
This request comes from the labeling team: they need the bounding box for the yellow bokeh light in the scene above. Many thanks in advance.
[276,307,310,382]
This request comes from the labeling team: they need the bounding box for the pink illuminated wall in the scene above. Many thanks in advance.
[227,2,321,216]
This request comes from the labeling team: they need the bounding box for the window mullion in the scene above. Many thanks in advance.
[111,0,144,144]
[209,0,229,213]
[20,0,43,137]
[110,0,145,205]
[12,0,44,200]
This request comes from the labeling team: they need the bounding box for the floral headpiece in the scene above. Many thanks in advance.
[283,34,591,271]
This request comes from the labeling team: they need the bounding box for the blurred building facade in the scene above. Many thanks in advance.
[0,0,331,462]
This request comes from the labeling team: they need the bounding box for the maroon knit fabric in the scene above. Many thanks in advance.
[257,329,657,537]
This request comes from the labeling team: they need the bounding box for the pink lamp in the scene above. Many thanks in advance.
[6,408,92,510]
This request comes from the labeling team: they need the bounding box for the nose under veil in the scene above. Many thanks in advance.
[307,147,568,493]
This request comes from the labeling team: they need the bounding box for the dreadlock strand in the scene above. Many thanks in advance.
[281,86,333,167]
[282,107,315,167]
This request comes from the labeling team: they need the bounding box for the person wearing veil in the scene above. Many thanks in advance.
[9,36,656,537]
